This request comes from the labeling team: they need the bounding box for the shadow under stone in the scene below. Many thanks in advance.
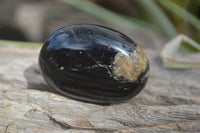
[23,64,62,95]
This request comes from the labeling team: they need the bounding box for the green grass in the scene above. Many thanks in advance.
[60,0,158,33]
[157,0,200,31]
[137,0,177,38]
[60,0,200,42]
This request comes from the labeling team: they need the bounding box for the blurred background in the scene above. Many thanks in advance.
[0,0,200,49]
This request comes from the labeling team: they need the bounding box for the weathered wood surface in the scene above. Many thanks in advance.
[0,45,200,133]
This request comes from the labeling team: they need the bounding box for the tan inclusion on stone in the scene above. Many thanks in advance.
[112,45,148,81]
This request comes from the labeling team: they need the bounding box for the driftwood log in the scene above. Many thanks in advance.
[0,44,200,133]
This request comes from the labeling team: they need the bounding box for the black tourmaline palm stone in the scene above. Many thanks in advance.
[39,24,149,104]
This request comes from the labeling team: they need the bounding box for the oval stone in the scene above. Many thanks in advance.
[39,24,149,104]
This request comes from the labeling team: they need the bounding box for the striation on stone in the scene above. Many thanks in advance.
[39,24,149,104]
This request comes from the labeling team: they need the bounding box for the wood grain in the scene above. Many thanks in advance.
[0,45,199,133]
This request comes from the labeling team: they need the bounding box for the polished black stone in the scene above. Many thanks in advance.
[39,24,149,104]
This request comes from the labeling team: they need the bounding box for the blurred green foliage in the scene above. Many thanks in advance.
[158,0,200,42]
[60,0,200,45]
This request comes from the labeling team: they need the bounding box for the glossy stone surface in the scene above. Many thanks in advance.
[39,24,149,104]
